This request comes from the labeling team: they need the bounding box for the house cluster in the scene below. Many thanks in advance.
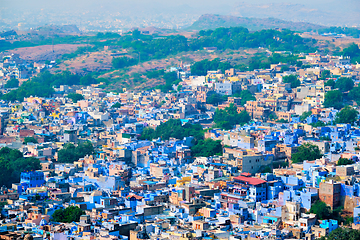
[0,52,359,240]
[0,53,53,88]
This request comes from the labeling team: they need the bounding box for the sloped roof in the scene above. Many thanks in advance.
[233,176,266,186]
[126,194,143,200]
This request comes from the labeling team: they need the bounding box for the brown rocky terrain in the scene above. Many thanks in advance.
[8,44,86,62]
[301,33,360,49]
[52,50,114,75]
[99,49,252,91]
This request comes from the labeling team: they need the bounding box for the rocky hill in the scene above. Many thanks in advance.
[187,14,325,32]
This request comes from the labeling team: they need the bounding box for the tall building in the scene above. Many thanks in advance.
[319,181,341,209]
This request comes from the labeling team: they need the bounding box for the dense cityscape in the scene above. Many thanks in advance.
[1,1,360,240]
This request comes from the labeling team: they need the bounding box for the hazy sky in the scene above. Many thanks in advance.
[2,0,358,8]
[1,0,359,30]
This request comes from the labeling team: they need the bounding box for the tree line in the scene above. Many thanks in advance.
[140,119,222,157]
[0,147,41,187]
[2,71,97,102]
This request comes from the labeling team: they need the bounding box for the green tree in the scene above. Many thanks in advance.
[177,85,182,92]
[291,143,322,163]
[296,61,303,67]
[319,227,360,240]
[341,42,360,64]
[52,206,85,223]
[268,112,278,121]
[24,137,38,144]
[191,139,222,157]
[76,141,95,158]
[335,77,354,92]
[80,74,97,86]
[280,65,289,72]
[261,166,272,173]
[276,118,289,123]
[348,87,360,105]
[156,71,180,93]
[67,93,84,103]
[140,127,156,141]
[300,111,312,122]
[0,147,41,187]
[58,143,77,163]
[140,119,204,142]
[191,58,232,76]
[2,71,83,102]
[344,216,354,226]
[325,79,335,88]
[337,158,354,166]
[58,141,94,163]
[111,102,121,108]
[335,106,358,125]
[310,121,327,127]
[323,90,344,109]
[321,70,331,80]
[319,136,331,141]
[214,103,251,130]
[4,78,19,88]
[112,56,137,69]
[232,90,256,105]
[310,200,332,219]
[283,75,301,88]
[206,93,226,105]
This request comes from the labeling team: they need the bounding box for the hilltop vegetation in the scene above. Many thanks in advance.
[339,43,360,64]
[2,26,319,96]
[191,58,232,75]
[190,27,316,53]
[239,52,300,71]
[2,71,97,102]
[3,26,317,60]
[101,27,316,91]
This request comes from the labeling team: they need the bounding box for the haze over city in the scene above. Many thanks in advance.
[1,0,360,239]
[1,0,360,31]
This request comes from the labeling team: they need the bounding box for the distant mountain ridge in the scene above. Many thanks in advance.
[187,14,326,32]
[35,25,81,34]
[15,24,81,36]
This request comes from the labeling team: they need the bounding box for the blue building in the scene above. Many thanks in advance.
[267,180,284,200]
[125,194,143,211]
[353,206,360,225]
[319,219,338,233]
[281,176,303,191]
[20,171,45,188]
[306,115,318,124]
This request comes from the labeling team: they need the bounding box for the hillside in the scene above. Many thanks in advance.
[187,14,325,32]
[98,48,252,92]
[3,26,323,95]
